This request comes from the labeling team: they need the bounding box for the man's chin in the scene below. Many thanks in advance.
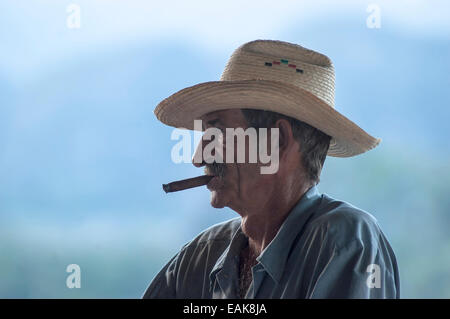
[210,191,227,208]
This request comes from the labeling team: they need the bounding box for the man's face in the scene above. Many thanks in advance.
[193,109,276,215]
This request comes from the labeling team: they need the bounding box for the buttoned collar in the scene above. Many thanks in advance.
[209,226,247,296]
[209,185,322,293]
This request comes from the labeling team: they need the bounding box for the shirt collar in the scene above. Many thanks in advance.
[209,185,322,290]
[257,185,322,284]
[209,227,247,293]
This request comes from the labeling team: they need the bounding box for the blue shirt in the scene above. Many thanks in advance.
[143,186,400,298]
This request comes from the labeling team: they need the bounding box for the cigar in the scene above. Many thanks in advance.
[162,175,214,193]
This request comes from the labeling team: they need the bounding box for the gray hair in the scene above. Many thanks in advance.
[241,109,331,184]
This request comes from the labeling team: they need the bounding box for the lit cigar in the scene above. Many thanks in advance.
[162,175,214,193]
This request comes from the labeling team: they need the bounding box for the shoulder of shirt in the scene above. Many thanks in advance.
[181,217,241,249]
[305,193,383,250]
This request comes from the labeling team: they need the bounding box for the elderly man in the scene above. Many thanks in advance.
[143,40,400,299]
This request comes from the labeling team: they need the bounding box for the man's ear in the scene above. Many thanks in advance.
[274,118,296,160]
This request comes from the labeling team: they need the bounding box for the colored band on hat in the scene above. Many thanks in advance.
[264,59,304,74]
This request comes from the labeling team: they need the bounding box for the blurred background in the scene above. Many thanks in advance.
[0,0,449,298]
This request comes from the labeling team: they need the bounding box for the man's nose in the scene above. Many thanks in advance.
[192,138,207,167]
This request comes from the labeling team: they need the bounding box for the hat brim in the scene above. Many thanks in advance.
[154,80,381,157]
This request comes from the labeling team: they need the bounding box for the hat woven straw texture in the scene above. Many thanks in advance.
[154,40,381,157]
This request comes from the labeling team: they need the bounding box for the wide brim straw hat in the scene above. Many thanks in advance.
[154,40,380,157]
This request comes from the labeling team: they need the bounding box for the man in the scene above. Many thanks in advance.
[143,40,400,298]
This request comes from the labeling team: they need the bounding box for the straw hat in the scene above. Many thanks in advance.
[154,40,380,157]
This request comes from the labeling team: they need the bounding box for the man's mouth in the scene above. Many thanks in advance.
[205,163,226,190]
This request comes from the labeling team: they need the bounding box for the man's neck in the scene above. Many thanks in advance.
[239,182,313,257]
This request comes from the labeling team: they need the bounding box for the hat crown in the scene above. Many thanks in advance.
[220,40,335,107]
